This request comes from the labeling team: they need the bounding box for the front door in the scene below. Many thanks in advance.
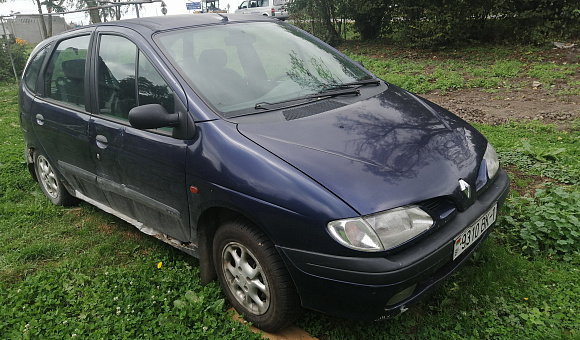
[89,31,191,242]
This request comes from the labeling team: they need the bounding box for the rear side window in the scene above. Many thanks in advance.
[23,47,48,93]
[44,35,91,108]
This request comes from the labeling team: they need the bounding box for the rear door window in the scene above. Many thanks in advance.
[44,35,90,109]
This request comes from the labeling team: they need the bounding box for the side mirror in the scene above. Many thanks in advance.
[129,104,179,130]
[128,100,196,140]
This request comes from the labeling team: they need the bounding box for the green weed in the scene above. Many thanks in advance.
[500,184,580,262]
[492,60,524,78]
[528,64,569,85]
[342,44,579,95]
[433,68,465,92]
[475,121,580,185]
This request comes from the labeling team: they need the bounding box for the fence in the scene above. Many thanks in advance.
[1,15,69,44]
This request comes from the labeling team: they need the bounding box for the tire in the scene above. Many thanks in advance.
[34,151,78,206]
[213,219,301,332]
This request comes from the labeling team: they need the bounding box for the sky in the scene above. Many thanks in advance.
[0,0,240,25]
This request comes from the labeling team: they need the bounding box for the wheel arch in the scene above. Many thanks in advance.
[25,146,38,182]
[196,206,259,285]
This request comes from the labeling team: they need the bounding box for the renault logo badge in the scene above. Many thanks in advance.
[459,179,471,199]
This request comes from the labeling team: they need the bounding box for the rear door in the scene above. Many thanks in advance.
[30,30,108,203]
[88,29,191,242]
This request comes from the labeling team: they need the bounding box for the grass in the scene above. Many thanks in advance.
[475,121,580,185]
[340,43,580,95]
[0,84,262,339]
[2,44,580,339]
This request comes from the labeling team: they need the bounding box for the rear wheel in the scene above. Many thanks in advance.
[34,151,78,206]
[213,219,301,332]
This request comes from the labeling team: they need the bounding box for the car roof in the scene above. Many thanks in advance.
[33,14,277,50]
[95,13,276,34]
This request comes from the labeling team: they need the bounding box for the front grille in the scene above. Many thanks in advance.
[420,197,457,224]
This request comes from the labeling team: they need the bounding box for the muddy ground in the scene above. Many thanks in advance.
[420,46,579,129]
[422,87,579,129]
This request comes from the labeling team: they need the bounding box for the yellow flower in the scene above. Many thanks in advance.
[524,297,529,301]
[157,262,162,269]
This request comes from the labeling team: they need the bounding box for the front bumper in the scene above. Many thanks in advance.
[277,168,510,320]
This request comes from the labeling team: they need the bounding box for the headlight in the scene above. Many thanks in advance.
[327,218,382,251]
[327,206,434,252]
[483,143,499,179]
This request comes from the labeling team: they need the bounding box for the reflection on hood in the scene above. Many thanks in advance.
[239,86,487,215]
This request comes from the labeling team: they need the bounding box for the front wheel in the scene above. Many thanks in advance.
[34,151,78,206]
[213,219,301,332]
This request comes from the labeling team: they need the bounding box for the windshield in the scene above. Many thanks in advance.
[155,21,371,118]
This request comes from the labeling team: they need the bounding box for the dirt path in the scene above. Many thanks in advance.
[422,87,579,129]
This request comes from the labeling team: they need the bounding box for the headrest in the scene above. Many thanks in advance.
[62,59,86,80]
[198,49,227,69]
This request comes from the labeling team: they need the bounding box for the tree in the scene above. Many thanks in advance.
[348,0,390,40]
[285,0,580,46]
[289,0,342,44]
[290,0,390,42]
[83,0,102,23]
[41,0,66,36]
[33,0,48,39]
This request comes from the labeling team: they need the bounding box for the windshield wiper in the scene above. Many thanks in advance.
[254,87,360,110]
[321,79,381,91]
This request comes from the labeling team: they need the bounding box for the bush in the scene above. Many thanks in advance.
[500,184,580,262]
[0,38,29,83]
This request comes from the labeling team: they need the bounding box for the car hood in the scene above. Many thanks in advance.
[238,86,487,216]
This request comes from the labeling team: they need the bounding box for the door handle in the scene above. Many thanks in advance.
[95,135,108,149]
[35,114,45,125]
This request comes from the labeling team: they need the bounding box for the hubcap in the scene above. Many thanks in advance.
[37,155,59,198]
[221,242,270,315]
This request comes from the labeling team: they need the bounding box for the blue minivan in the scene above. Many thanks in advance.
[19,14,509,332]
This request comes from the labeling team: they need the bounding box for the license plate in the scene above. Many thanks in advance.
[453,203,497,260]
